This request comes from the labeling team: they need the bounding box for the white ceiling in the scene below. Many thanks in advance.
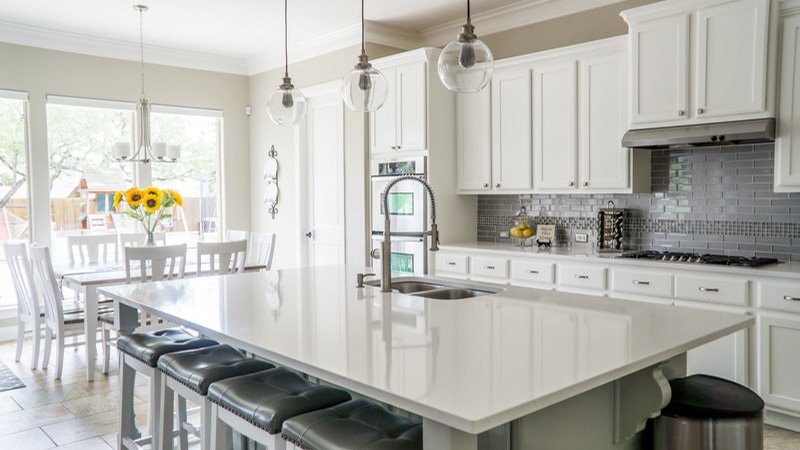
[0,0,626,75]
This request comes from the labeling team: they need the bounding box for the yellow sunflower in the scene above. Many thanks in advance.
[143,186,163,199]
[112,191,123,209]
[165,189,183,207]
[125,188,144,208]
[143,194,162,214]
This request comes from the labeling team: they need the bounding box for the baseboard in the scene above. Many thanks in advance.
[765,408,800,433]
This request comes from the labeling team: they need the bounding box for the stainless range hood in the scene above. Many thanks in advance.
[622,118,775,149]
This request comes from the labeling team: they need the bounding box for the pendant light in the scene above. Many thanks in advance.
[342,0,388,112]
[437,0,494,93]
[267,0,306,126]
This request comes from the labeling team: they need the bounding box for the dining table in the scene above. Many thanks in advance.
[55,260,266,381]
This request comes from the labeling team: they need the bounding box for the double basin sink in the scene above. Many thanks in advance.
[365,277,502,300]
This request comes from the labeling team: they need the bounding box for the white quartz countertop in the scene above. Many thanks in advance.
[100,265,753,434]
[441,242,800,279]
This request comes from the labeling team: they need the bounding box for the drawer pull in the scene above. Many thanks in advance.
[633,280,650,286]
[699,287,719,293]
[485,266,496,270]
[446,262,457,266]
[785,296,800,302]
[528,270,539,274]
[576,275,589,280]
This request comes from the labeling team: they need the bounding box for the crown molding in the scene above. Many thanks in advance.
[420,0,629,46]
[0,19,250,75]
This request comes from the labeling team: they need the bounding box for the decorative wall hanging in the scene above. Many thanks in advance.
[264,145,279,219]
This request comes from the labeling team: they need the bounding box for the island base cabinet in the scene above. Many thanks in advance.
[758,313,800,430]
[686,329,748,385]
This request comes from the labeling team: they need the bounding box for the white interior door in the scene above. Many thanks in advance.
[303,84,345,267]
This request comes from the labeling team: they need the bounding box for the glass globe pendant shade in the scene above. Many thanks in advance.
[342,54,389,112]
[267,76,307,126]
[438,23,494,93]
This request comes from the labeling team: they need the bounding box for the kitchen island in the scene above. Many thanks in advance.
[100,265,753,450]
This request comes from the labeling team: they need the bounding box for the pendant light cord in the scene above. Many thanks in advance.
[361,0,366,54]
[284,0,289,78]
[138,7,145,98]
[466,0,472,25]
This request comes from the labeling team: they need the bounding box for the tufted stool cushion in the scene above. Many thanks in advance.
[282,399,422,450]
[116,328,218,367]
[157,344,274,395]
[207,367,352,434]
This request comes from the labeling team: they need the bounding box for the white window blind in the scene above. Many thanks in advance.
[152,104,223,118]
[0,89,28,101]
[46,95,136,111]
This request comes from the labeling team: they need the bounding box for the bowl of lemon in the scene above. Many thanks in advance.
[509,206,535,247]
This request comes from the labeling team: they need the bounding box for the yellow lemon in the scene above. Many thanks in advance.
[518,222,528,230]
[510,228,523,238]
[522,228,534,238]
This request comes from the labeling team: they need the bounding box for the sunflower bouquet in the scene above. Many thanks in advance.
[113,186,183,245]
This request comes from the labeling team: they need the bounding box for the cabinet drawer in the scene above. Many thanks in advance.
[612,269,674,298]
[675,275,749,306]
[471,256,509,279]
[511,260,555,285]
[436,253,469,275]
[760,280,800,314]
[558,265,606,290]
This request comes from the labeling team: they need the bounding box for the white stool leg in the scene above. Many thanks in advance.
[178,395,189,450]
[210,405,233,450]
[201,399,213,450]
[149,370,163,446]
[118,356,137,449]
[157,373,173,450]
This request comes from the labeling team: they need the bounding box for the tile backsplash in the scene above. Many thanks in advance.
[477,144,800,261]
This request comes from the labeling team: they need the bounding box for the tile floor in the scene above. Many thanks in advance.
[0,337,798,449]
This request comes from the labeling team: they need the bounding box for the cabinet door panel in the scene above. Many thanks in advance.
[759,314,800,413]
[695,0,768,119]
[397,61,427,151]
[533,60,578,191]
[776,14,800,191]
[457,90,492,191]
[580,52,630,191]
[687,329,748,384]
[491,68,533,191]
[630,14,690,125]
[371,68,397,154]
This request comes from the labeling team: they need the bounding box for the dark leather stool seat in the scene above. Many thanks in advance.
[157,344,274,395]
[116,328,218,367]
[282,399,422,450]
[207,367,352,434]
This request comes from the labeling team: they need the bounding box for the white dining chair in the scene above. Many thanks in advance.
[119,232,167,248]
[248,231,276,269]
[196,240,247,276]
[3,242,43,369]
[225,229,248,241]
[30,244,109,379]
[66,233,118,264]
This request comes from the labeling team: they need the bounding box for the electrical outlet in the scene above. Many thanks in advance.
[500,231,509,238]
[575,233,588,243]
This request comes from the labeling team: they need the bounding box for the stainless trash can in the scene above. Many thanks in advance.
[654,375,765,450]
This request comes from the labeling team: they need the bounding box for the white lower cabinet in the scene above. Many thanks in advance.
[470,256,509,281]
[612,268,674,298]
[557,264,607,291]
[675,274,750,306]
[511,259,555,286]
[758,312,800,414]
[434,252,469,279]
[687,329,749,384]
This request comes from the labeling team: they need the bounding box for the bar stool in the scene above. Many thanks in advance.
[157,344,274,450]
[282,399,423,450]
[207,367,352,450]
[116,328,218,450]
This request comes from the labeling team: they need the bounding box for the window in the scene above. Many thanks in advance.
[46,96,135,262]
[150,105,222,246]
[0,90,30,307]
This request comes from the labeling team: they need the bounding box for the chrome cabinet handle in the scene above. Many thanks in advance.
[446,262,457,266]
[528,270,539,274]
[485,266,496,270]
[633,280,650,286]
[678,110,686,116]
[576,275,589,279]
[699,287,719,293]
[784,295,800,302]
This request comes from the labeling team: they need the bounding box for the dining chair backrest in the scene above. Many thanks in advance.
[196,240,247,276]
[67,233,118,265]
[119,232,167,248]
[249,231,276,269]
[225,229,248,241]
[29,245,65,334]
[87,214,107,231]
[3,242,40,323]
[124,244,187,283]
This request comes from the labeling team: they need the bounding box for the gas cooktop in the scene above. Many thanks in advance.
[619,251,781,267]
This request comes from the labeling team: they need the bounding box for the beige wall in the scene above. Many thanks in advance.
[482,0,662,59]
[248,43,402,269]
[0,42,251,244]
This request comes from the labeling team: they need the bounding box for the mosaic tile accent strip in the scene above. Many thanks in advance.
[477,144,800,261]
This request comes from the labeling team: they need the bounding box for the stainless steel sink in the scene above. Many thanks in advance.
[413,288,496,300]
[365,277,502,300]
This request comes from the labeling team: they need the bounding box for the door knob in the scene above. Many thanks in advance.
[569,181,575,187]
[495,183,501,188]
[305,231,313,239]
[483,183,489,188]
[697,108,705,115]
[583,181,589,187]
[678,110,686,116]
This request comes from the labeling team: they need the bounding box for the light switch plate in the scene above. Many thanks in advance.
[575,233,588,243]
[500,231,509,238]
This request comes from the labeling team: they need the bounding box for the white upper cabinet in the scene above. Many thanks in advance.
[776,6,800,192]
[456,89,492,191]
[622,0,774,129]
[533,60,578,191]
[491,66,533,191]
[370,60,427,154]
[580,51,633,191]
[628,13,691,125]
